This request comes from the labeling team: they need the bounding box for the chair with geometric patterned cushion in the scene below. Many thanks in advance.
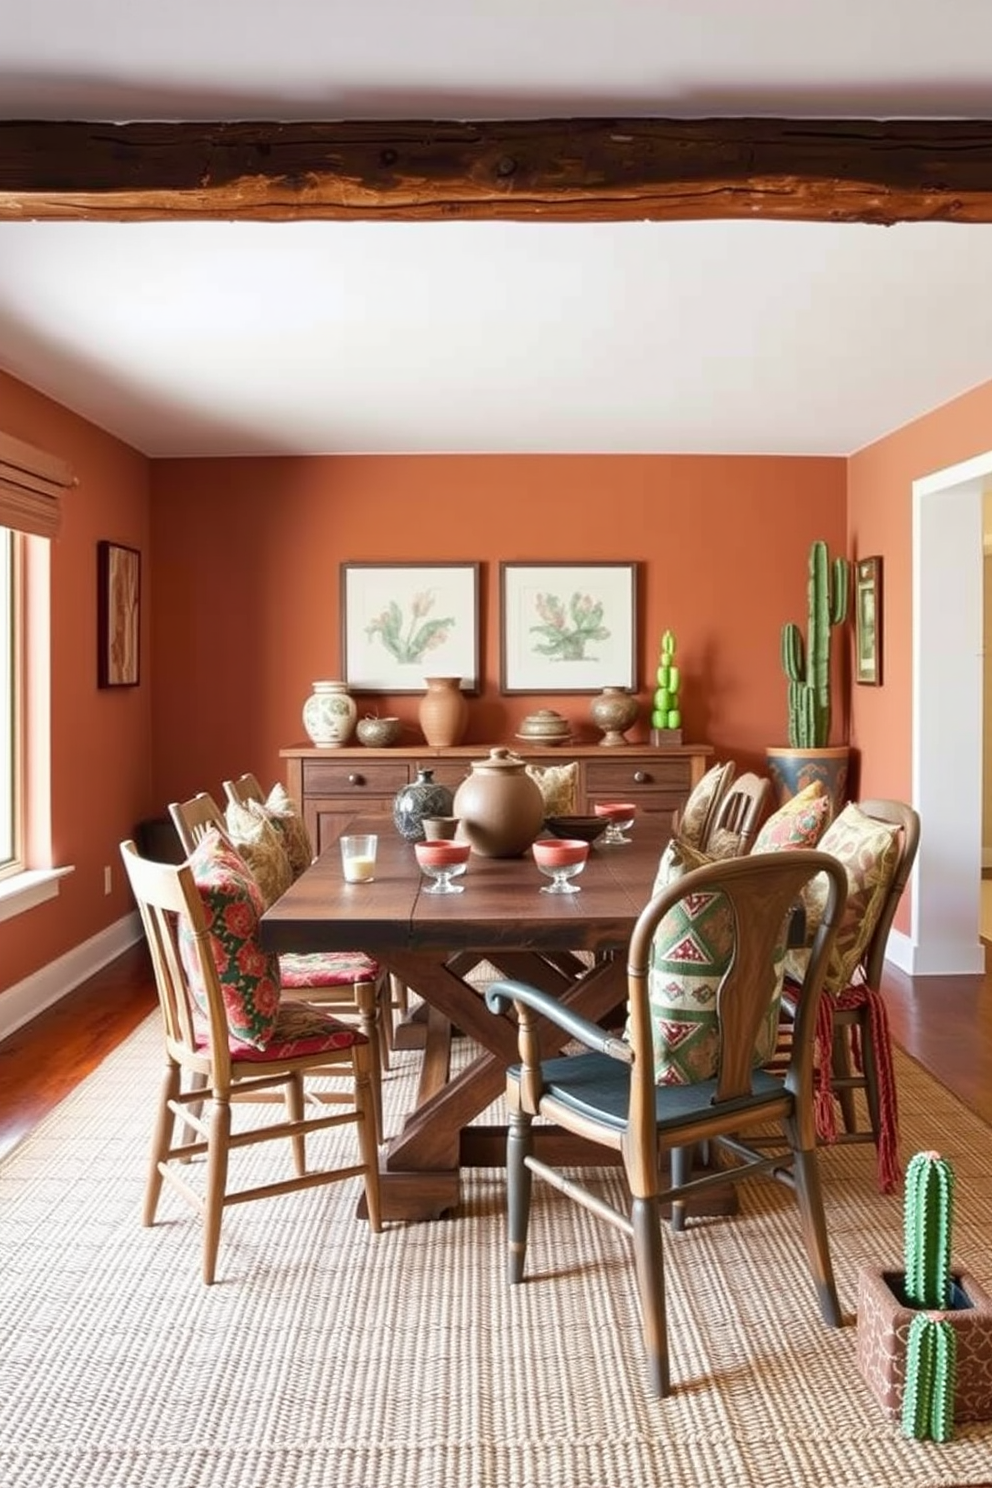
[119,838,381,1283]
[701,771,772,858]
[779,798,920,1194]
[170,792,387,1138]
[750,778,833,855]
[484,848,849,1398]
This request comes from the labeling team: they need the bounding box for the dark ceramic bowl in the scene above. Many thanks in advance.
[544,814,609,844]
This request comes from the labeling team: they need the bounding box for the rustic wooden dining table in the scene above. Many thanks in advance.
[260,813,735,1223]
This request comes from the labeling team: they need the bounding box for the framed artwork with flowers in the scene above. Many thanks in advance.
[341,562,481,693]
[499,561,638,693]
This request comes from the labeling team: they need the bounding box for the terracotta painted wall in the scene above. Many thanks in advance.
[0,372,152,997]
[149,453,847,813]
[848,380,992,938]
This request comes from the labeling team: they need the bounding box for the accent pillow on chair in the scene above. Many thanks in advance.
[253,784,314,879]
[224,798,294,908]
[637,838,786,1084]
[751,779,832,854]
[525,761,579,816]
[180,827,282,1050]
[676,761,735,849]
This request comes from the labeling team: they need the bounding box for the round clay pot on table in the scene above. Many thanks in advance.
[453,747,545,858]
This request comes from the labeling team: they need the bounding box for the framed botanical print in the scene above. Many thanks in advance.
[855,555,882,686]
[500,561,638,694]
[341,562,480,693]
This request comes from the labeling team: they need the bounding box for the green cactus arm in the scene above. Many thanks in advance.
[831,556,851,625]
[904,1151,954,1309]
[901,1314,956,1442]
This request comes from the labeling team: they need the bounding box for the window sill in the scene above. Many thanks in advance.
[0,865,75,924]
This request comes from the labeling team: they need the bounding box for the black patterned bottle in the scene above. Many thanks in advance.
[392,767,455,842]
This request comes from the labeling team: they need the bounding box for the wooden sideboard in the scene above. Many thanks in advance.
[282,742,713,855]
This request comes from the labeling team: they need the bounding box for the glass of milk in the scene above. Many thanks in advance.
[340,833,378,883]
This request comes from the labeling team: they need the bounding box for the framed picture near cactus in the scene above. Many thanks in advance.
[855,556,883,686]
[341,562,481,693]
[499,561,637,694]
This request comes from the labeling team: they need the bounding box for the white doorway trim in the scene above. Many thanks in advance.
[898,453,988,974]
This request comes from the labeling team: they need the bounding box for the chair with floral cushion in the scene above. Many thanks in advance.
[221,772,414,1060]
[170,791,387,1138]
[484,848,849,1398]
[119,837,381,1283]
[778,797,920,1194]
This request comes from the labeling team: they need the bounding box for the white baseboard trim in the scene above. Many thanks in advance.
[0,912,143,1043]
[886,926,986,977]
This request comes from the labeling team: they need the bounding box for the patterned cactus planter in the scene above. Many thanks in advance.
[856,1266,992,1426]
[856,1152,992,1437]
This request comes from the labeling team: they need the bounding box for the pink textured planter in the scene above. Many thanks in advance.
[856,1265,992,1422]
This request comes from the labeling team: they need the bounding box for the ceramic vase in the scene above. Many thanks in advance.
[453,747,545,858]
[590,686,639,747]
[419,676,469,748]
[302,680,357,748]
[393,767,455,842]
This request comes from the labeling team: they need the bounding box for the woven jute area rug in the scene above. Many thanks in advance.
[2,1016,991,1488]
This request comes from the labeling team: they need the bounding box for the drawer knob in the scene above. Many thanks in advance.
[634,770,649,784]
[347,773,365,787]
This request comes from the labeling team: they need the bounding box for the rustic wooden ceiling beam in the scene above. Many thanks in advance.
[2,117,992,225]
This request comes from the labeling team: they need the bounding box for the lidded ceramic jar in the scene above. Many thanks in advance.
[393,767,455,842]
[302,680,357,748]
[453,747,545,858]
[589,686,638,747]
[516,708,572,745]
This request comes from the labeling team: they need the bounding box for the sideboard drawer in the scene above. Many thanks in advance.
[302,758,411,795]
[584,756,693,794]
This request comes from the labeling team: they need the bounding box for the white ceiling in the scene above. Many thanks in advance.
[4,1,992,459]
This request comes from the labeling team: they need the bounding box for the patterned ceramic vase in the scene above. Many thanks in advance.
[589,686,639,747]
[418,676,469,748]
[302,680,357,748]
[393,767,455,842]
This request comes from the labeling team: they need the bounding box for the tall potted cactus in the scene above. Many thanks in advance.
[857,1151,992,1436]
[766,538,851,817]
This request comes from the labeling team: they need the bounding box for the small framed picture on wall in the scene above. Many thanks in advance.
[855,555,882,686]
[97,540,141,687]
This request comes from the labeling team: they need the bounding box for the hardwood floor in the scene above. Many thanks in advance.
[0,940,989,1163]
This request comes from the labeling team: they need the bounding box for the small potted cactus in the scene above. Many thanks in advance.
[766,538,851,815]
[650,629,683,745]
[856,1151,992,1438]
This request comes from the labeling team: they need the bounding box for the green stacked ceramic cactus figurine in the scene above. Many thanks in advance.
[901,1151,957,1441]
[651,630,681,732]
[781,539,850,748]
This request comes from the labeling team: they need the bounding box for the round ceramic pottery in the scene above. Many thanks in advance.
[302,680,357,748]
[356,714,403,748]
[589,686,639,747]
[421,815,461,841]
[419,676,469,748]
[453,747,545,858]
[543,814,609,844]
[515,708,572,746]
[393,767,455,842]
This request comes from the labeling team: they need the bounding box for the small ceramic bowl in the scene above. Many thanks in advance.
[544,814,609,844]
[421,816,462,841]
[414,840,471,870]
[356,715,402,747]
[532,837,590,870]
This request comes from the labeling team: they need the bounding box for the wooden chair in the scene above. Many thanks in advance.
[119,840,381,1283]
[222,772,265,811]
[170,792,387,1137]
[779,798,921,1193]
[702,770,772,857]
[670,758,736,847]
[484,849,848,1398]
